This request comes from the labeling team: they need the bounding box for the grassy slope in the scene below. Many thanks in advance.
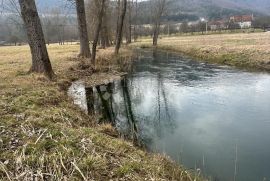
[0,44,200,180]
[132,32,270,72]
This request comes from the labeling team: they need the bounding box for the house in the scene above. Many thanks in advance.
[209,20,228,31]
[229,14,254,29]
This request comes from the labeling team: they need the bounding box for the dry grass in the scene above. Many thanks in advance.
[132,32,270,72]
[0,44,202,180]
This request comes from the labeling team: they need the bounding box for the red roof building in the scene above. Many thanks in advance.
[230,15,254,23]
[229,14,254,29]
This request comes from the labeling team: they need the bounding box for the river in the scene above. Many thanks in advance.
[69,50,270,181]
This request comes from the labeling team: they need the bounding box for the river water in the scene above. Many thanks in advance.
[69,50,270,181]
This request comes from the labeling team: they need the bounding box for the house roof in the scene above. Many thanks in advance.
[230,15,253,22]
[209,20,227,26]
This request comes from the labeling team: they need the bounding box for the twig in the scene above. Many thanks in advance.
[35,129,48,144]
[71,161,87,181]
[59,152,68,172]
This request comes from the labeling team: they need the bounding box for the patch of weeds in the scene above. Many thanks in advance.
[116,161,141,177]
[16,70,29,77]
[78,155,106,172]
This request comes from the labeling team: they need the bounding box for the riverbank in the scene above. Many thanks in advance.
[0,44,201,180]
[132,32,270,72]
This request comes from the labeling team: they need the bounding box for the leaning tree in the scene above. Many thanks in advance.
[115,0,127,55]
[91,0,106,65]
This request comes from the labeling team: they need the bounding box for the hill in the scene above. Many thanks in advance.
[168,0,270,20]
[137,0,270,23]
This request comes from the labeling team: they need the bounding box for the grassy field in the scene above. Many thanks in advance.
[132,32,270,72]
[0,44,201,180]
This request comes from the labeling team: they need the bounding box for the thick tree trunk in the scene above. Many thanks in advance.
[75,0,91,58]
[91,0,106,65]
[19,0,54,79]
[115,0,127,55]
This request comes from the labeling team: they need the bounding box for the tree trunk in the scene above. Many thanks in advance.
[127,0,132,44]
[75,0,91,58]
[100,26,106,49]
[100,4,110,49]
[115,0,127,55]
[19,0,54,79]
[115,0,121,45]
[91,0,106,65]
[134,0,138,42]
[153,22,160,46]
[100,21,110,49]
[105,30,111,47]
[152,0,166,46]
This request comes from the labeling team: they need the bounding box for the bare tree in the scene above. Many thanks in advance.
[152,0,167,46]
[19,0,55,79]
[133,0,138,42]
[75,0,91,58]
[91,0,106,65]
[115,0,127,55]
[100,11,111,49]
[4,0,21,15]
[126,0,132,44]
[115,0,121,44]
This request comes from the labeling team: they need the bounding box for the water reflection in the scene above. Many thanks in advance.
[95,84,115,123]
[68,79,140,143]
[69,50,270,181]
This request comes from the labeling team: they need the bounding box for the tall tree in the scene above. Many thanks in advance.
[115,0,121,44]
[100,14,111,49]
[19,0,55,79]
[115,0,127,55]
[75,0,91,58]
[126,0,132,44]
[152,0,167,46]
[133,0,138,42]
[91,0,106,65]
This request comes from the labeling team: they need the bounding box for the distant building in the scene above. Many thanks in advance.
[229,14,254,29]
[0,41,6,46]
[188,20,200,26]
[209,20,228,31]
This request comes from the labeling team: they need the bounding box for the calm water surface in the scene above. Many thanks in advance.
[69,50,270,181]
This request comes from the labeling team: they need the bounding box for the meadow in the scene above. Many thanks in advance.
[133,32,270,72]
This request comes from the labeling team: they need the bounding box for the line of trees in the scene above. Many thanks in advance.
[7,0,171,79]
[16,0,131,79]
